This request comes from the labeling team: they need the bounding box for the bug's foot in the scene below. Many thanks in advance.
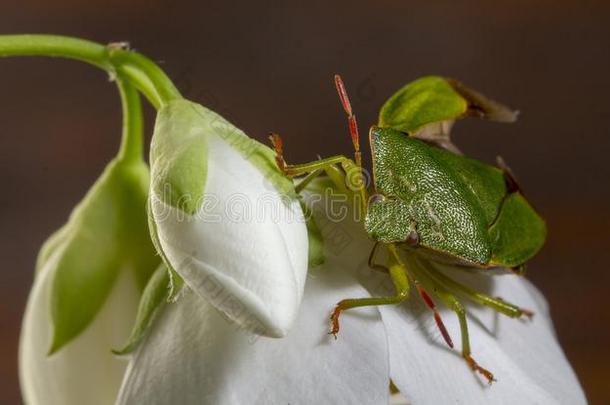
[520,308,534,320]
[268,132,287,174]
[464,354,496,384]
[496,295,534,320]
[329,305,342,339]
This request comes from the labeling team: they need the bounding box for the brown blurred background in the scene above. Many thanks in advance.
[1,0,609,403]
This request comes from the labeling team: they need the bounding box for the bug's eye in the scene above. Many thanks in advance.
[368,193,386,204]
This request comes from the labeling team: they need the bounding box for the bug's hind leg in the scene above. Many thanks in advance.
[426,264,534,320]
[409,256,496,384]
[330,244,409,338]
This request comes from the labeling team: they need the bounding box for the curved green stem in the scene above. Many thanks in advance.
[116,75,144,163]
[109,49,181,107]
[0,34,182,107]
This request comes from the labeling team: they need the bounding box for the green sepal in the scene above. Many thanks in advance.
[35,225,70,274]
[150,100,297,217]
[113,264,169,355]
[211,111,297,200]
[150,101,209,215]
[146,197,185,302]
[378,76,518,134]
[300,201,325,267]
[41,159,159,355]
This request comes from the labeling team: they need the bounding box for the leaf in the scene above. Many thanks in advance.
[379,76,468,133]
[448,79,518,123]
[113,265,170,355]
[378,76,518,134]
[46,159,159,354]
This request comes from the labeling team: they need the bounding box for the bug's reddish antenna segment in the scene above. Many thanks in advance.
[334,74,353,116]
[416,284,454,349]
[334,74,362,168]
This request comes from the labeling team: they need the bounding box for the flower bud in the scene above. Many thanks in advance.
[149,100,308,337]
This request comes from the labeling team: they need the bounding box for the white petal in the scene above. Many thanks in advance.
[303,182,585,404]
[19,253,139,405]
[152,132,308,337]
[374,270,587,404]
[389,392,410,405]
[118,268,390,405]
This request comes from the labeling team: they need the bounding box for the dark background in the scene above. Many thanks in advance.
[1,1,609,403]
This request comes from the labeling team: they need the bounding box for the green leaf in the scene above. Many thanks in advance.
[113,265,169,355]
[45,159,159,355]
[378,76,518,134]
[379,76,467,133]
[448,79,519,123]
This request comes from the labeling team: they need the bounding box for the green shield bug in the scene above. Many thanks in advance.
[270,75,546,383]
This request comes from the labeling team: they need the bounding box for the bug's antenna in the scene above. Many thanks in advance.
[334,74,362,170]
[416,283,454,349]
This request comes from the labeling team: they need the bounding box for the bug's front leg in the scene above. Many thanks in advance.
[269,133,368,212]
[330,243,409,337]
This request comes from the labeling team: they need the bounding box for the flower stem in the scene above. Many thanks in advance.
[0,34,182,107]
[116,75,144,163]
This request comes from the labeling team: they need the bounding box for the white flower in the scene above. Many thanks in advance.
[148,100,308,337]
[117,183,587,404]
[117,267,390,404]
[19,251,139,405]
[19,156,157,405]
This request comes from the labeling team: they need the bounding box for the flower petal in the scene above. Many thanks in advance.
[117,268,390,405]
[303,181,585,404]
[374,270,587,404]
[152,132,308,337]
[19,252,140,405]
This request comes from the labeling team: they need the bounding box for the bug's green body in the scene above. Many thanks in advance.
[365,127,546,269]
[275,74,548,383]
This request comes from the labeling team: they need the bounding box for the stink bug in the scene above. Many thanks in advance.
[270,75,546,383]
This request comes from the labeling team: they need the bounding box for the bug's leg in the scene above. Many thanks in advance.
[270,76,369,209]
[365,244,454,348]
[368,241,389,274]
[294,168,323,193]
[270,131,364,191]
[330,244,409,338]
[425,264,534,319]
[409,257,496,384]
[269,133,349,179]
[269,132,287,173]
[413,281,455,348]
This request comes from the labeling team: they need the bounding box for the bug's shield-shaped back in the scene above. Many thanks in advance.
[365,127,545,268]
